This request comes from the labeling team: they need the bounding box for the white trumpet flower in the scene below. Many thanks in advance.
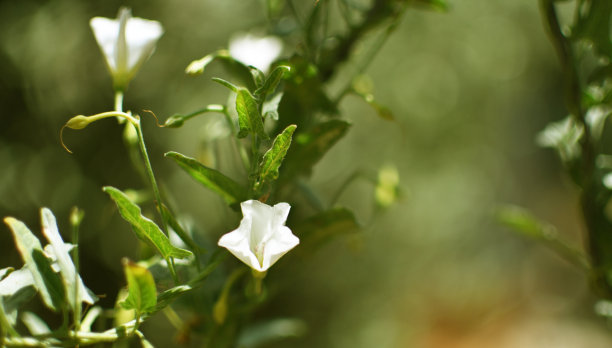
[90,8,163,91]
[218,200,299,272]
[229,33,283,74]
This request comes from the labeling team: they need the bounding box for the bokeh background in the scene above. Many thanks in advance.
[1,0,611,347]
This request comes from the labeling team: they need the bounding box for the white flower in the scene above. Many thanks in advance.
[90,8,163,90]
[229,33,283,73]
[218,200,299,272]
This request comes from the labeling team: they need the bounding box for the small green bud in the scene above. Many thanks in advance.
[66,115,91,130]
[69,206,85,228]
[375,165,400,208]
[212,292,228,325]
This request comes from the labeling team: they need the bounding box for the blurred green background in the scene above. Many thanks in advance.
[1,0,611,347]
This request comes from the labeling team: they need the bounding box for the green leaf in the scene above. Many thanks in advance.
[250,66,266,88]
[293,208,359,249]
[165,152,246,206]
[21,312,51,335]
[238,318,307,347]
[103,187,192,260]
[153,285,192,313]
[120,259,157,315]
[4,217,65,311]
[572,1,612,59]
[262,92,283,121]
[212,77,239,93]
[0,269,37,327]
[254,65,290,98]
[497,205,589,271]
[40,208,97,311]
[236,88,268,139]
[0,268,34,297]
[163,104,225,128]
[413,0,448,11]
[282,120,351,181]
[0,299,19,337]
[258,125,297,189]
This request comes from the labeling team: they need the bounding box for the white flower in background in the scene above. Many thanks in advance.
[218,200,299,272]
[229,33,283,73]
[90,8,163,90]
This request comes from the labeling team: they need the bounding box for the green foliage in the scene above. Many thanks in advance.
[0,0,420,345]
[4,217,65,312]
[40,208,96,312]
[104,186,192,260]
[498,205,589,270]
[236,88,268,139]
[572,1,612,59]
[257,124,297,191]
[120,259,157,315]
[165,151,247,205]
[254,65,290,99]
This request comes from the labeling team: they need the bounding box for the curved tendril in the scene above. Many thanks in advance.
[60,124,73,154]
[142,109,164,127]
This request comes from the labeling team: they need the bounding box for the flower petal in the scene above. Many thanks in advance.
[124,16,163,73]
[229,34,282,73]
[261,226,299,271]
[241,200,273,248]
[218,217,264,271]
[272,202,290,227]
[90,17,120,71]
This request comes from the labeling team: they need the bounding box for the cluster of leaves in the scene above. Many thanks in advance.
[0,0,437,346]
[501,0,612,304]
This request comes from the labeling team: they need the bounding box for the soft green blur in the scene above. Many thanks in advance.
[0,0,610,347]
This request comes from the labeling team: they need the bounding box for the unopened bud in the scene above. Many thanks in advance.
[66,115,91,130]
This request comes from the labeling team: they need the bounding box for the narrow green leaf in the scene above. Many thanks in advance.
[238,318,307,347]
[153,285,192,313]
[212,77,239,93]
[262,92,283,120]
[185,52,217,76]
[40,208,97,311]
[103,187,192,260]
[0,299,19,337]
[413,0,448,11]
[258,125,296,188]
[282,120,351,180]
[0,269,37,327]
[254,65,290,98]
[236,88,268,139]
[497,205,589,271]
[165,152,246,205]
[120,259,157,315]
[21,312,51,335]
[293,208,359,249]
[250,66,266,88]
[4,217,65,311]
[572,0,612,59]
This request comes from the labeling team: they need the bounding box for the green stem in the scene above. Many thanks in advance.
[249,134,261,197]
[133,120,178,283]
[71,211,82,332]
[115,91,124,112]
